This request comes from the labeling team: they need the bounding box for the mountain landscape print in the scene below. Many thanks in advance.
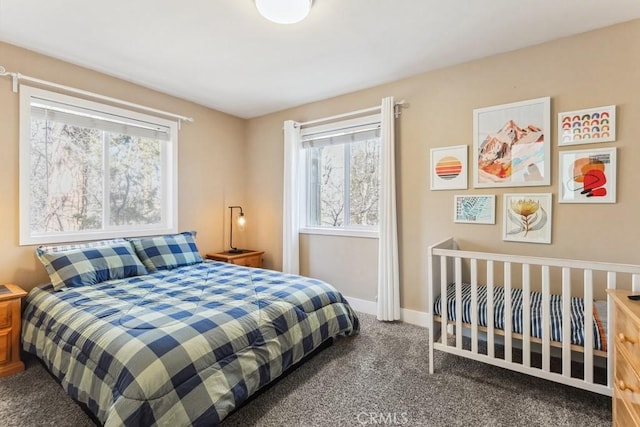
[478,119,543,181]
[473,97,550,188]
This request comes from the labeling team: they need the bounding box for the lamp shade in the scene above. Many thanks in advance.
[255,0,312,24]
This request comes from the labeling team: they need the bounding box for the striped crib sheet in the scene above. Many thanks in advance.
[433,283,606,351]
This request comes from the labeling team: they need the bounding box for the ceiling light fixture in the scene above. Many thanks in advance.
[255,0,312,24]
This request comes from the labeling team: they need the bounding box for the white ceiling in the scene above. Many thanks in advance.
[1,0,639,119]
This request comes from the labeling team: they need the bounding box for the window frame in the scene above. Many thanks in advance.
[19,85,178,245]
[299,114,381,239]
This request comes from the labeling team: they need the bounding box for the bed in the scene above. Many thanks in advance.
[428,237,640,396]
[22,232,359,426]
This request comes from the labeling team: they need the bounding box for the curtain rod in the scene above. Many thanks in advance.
[0,65,194,124]
[299,99,407,127]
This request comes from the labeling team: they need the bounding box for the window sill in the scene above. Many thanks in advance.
[299,227,379,239]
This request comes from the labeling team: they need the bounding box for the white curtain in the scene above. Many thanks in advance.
[377,96,400,321]
[282,120,301,274]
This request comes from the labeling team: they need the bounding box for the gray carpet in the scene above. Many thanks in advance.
[0,312,610,426]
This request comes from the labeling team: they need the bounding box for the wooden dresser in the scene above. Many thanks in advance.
[609,289,640,426]
[206,250,264,268]
[0,284,27,378]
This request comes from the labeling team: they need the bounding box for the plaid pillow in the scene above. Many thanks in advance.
[37,241,148,291]
[38,238,128,254]
[129,231,203,272]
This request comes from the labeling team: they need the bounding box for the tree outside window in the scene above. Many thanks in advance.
[307,138,380,230]
[20,86,177,245]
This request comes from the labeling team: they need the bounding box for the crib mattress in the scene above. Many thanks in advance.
[433,283,606,351]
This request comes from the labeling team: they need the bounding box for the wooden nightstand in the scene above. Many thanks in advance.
[206,250,264,268]
[0,284,27,378]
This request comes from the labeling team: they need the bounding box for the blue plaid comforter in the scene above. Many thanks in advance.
[433,283,606,351]
[22,261,359,426]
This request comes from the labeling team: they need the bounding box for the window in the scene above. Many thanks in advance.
[19,86,178,245]
[302,114,381,236]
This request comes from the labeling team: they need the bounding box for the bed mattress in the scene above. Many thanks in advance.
[22,261,359,426]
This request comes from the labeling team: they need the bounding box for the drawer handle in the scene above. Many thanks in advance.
[618,379,640,393]
[618,332,640,345]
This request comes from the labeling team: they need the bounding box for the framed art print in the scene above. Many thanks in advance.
[430,145,467,190]
[503,193,552,244]
[558,147,616,203]
[558,105,615,146]
[454,195,495,224]
[473,97,551,188]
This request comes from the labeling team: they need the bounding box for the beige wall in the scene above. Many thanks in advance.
[3,20,640,308]
[245,19,640,313]
[0,42,247,292]
[300,234,378,301]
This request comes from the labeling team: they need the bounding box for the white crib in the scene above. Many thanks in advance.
[427,237,640,396]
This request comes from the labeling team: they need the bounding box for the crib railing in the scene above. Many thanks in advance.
[427,237,640,396]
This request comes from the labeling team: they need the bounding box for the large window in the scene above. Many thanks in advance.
[19,86,178,245]
[302,114,381,236]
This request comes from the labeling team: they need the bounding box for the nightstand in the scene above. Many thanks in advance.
[206,250,264,268]
[0,284,27,377]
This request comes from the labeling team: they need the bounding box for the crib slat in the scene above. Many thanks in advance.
[455,257,463,350]
[487,261,495,359]
[562,267,571,378]
[504,262,512,363]
[607,271,616,388]
[608,272,617,291]
[583,270,594,384]
[541,266,550,374]
[440,256,448,347]
[522,264,531,368]
[471,259,478,355]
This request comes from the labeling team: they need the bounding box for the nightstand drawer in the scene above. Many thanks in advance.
[0,329,11,365]
[0,301,10,329]
[206,251,264,268]
[231,254,262,268]
[0,284,27,378]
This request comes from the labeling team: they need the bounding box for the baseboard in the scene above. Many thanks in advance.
[344,295,378,315]
[401,308,429,328]
[344,296,429,328]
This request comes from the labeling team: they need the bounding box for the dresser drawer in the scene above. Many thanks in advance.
[609,290,640,426]
[615,303,640,362]
[0,300,11,329]
[615,345,640,413]
[614,386,640,427]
